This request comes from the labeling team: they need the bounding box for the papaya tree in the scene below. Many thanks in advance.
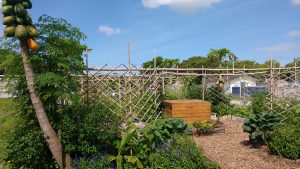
[1,1,85,168]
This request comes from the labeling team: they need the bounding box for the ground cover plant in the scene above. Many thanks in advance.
[0,98,18,162]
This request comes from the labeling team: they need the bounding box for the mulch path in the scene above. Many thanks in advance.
[193,119,300,169]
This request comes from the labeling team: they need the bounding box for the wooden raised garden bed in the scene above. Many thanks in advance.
[164,99,212,124]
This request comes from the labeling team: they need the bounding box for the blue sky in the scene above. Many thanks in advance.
[5,0,300,66]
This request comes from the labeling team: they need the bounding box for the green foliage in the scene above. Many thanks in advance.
[251,92,269,114]
[231,106,252,118]
[0,15,88,168]
[62,103,120,155]
[204,87,231,116]
[193,121,214,135]
[207,48,237,67]
[180,56,209,68]
[142,56,179,68]
[268,113,300,159]
[109,127,144,169]
[0,99,18,161]
[212,103,232,116]
[139,118,188,147]
[163,76,202,100]
[148,134,219,169]
[4,125,57,168]
[243,112,280,144]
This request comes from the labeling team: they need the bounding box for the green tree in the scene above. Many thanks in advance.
[222,60,260,69]
[207,48,237,67]
[258,59,281,68]
[142,56,179,68]
[179,56,210,68]
[285,58,300,67]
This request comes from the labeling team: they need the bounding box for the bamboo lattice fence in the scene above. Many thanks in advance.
[82,61,300,123]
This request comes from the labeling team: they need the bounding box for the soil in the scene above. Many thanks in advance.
[193,119,300,169]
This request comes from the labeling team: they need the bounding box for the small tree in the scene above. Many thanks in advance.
[207,48,237,67]
[1,0,86,167]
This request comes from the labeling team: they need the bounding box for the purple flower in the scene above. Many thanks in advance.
[73,153,79,169]
[84,153,87,161]
[104,151,107,160]
[98,152,101,160]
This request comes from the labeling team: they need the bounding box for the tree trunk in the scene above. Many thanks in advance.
[20,40,64,168]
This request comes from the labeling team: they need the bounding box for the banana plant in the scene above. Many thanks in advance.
[110,127,143,169]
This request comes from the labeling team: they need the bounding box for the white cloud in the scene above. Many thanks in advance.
[257,43,300,52]
[141,0,222,13]
[291,0,300,6]
[288,30,300,37]
[98,25,122,36]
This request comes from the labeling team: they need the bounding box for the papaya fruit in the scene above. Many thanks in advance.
[16,16,25,24]
[14,3,26,16]
[1,5,14,15]
[22,0,32,9]
[27,38,38,52]
[4,26,16,37]
[2,16,16,25]
[23,14,32,24]
[27,25,38,37]
[6,0,20,4]
[15,25,28,39]
[2,0,8,6]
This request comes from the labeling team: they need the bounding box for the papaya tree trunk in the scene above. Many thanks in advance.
[20,40,65,168]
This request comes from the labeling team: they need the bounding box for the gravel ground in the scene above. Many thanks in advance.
[193,120,300,169]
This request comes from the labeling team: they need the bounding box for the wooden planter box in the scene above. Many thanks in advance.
[164,100,211,124]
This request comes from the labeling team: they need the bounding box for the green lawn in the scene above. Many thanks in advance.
[0,98,18,161]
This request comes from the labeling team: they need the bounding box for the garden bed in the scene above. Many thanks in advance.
[193,119,300,169]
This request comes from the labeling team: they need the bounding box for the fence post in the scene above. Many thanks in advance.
[269,53,274,112]
[295,58,297,84]
[128,43,132,114]
[85,48,89,108]
[202,65,206,101]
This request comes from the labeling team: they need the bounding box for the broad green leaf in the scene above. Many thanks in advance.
[116,155,123,169]
[119,127,137,155]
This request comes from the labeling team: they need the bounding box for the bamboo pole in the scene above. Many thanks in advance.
[86,48,89,108]
[270,53,274,111]
[128,43,132,114]
[202,65,206,101]
[88,67,297,72]
[295,58,297,84]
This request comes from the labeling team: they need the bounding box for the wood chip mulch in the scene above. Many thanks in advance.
[193,119,300,169]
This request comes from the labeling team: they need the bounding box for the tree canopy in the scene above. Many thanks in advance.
[142,56,179,68]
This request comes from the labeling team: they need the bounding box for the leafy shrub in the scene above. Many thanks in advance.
[213,103,232,116]
[268,114,300,159]
[243,112,280,144]
[251,92,268,114]
[4,126,57,169]
[132,118,188,156]
[62,103,120,155]
[193,121,214,135]
[231,106,252,118]
[148,134,219,169]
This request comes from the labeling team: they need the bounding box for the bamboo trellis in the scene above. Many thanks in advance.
[82,61,300,123]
